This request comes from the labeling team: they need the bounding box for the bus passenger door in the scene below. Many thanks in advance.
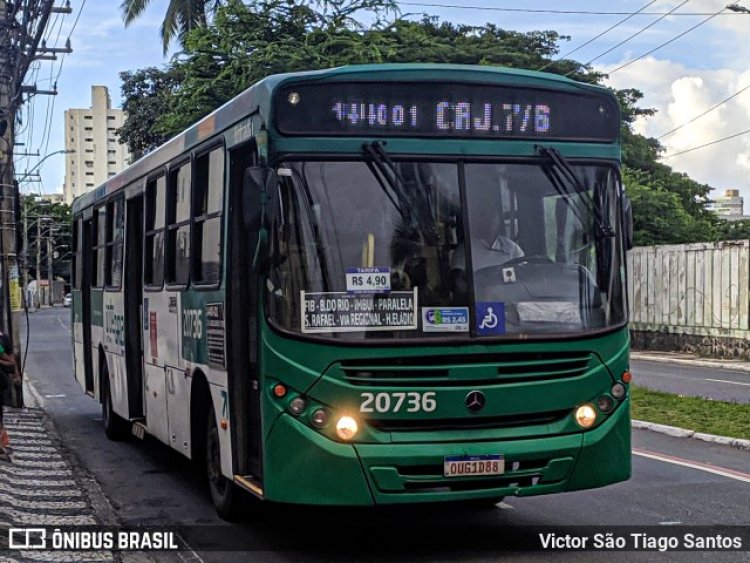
[124,194,144,418]
[81,218,95,394]
[227,143,263,479]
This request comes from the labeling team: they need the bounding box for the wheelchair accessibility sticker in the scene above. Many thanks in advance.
[476,302,505,335]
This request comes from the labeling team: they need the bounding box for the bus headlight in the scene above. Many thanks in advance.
[335,416,358,441]
[574,404,597,429]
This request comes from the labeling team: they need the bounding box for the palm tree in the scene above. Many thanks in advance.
[121,0,225,54]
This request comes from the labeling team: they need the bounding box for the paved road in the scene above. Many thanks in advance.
[17,309,750,562]
[631,358,750,403]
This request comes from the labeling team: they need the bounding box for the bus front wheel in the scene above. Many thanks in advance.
[206,403,241,521]
[101,363,130,441]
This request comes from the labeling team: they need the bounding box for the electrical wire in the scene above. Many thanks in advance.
[567,0,690,75]
[661,128,750,159]
[657,83,750,140]
[607,1,739,74]
[395,1,750,16]
[538,0,659,72]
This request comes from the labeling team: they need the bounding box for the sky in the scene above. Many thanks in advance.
[16,0,750,207]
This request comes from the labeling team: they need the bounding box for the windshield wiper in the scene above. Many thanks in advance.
[362,142,436,239]
[536,145,615,239]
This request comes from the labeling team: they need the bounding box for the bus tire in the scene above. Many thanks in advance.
[101,363,130,442]
[206,402,241,521]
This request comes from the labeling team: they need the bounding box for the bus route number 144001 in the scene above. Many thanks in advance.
[360,392,436,413]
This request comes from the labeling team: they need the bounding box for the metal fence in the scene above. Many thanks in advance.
[627,240,750,336]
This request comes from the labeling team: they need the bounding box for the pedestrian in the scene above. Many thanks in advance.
[0,331,20,459]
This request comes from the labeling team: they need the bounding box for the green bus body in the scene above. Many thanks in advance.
[71,64,631,513]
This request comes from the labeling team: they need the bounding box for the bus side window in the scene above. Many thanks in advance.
[92,206,106,287]
[145,175,166,288]
[192,147,224,285]
[105,197,124,289]
[73,218,82,290]
[166,162,192,286]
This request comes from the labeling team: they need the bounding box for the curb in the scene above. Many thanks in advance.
[630,352,750,374]
[632,419,750,451]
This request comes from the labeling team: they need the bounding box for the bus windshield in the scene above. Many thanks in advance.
[265,158,626,340]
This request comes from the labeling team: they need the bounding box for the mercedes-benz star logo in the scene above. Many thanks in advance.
[465,390,486,413]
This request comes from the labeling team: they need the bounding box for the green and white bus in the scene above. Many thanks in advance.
[72,64,632,519]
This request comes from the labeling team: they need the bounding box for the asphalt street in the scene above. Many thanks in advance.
[631,358,750,403]
[13,308,750,562]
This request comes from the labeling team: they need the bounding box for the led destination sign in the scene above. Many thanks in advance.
[276,82,619,141]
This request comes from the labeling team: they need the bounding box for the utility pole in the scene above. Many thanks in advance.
[36,219,41,308]
[0,1,73,406]
[46,234,52,306]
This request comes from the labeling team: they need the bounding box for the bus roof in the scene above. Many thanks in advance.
[72,64,614,214]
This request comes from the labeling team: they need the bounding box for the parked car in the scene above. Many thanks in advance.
[63,293,72,307]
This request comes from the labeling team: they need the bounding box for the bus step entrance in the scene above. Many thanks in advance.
[131,422,147,440]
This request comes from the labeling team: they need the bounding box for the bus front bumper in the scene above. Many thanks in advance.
[263,398,631,505]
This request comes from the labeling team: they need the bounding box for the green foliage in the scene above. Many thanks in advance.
[117,0,742,248]
[21,197,73,282]
[119,0,601,148]
[118,66,184,159]
[622,168,714,246]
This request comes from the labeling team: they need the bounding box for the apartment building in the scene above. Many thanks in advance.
[63,86,131,204]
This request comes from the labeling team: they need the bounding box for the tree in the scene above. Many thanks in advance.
[120,0,600,144]
[118,66,184,158]
[121,0,226,54]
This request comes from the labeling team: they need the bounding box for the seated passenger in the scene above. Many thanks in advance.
[451,215,524,272]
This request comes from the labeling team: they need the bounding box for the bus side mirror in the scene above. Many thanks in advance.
[622,194,634,250]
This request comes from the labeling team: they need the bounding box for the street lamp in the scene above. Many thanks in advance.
[15,149,75,185]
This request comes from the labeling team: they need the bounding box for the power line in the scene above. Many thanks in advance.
[538,0,658,72]
[661,128,750,159]
[395,1,750,16]
[568,0,690,74]
[658,83,750,140]
[608,2,737,74]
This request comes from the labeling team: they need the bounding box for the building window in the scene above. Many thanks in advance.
[108,150,116,155]
[85,149,93,153]
[145,175,166,287]
[85,127,93,131]
[85,137,93,142]
[192,147,224,284]
[166,162,191,286]
[84,115,92,120]
[85,172,94,176]
[86,183,94,187]
[107,116,116,120]
[108,138,116,143]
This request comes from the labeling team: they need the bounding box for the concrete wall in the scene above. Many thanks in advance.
[628,240,750,358]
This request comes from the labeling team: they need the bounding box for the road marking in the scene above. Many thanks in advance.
[633,448,750,483]
[705,378,750,387]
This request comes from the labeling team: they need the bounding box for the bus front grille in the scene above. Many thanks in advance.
[339,351,594,387]
[365,410,569,432]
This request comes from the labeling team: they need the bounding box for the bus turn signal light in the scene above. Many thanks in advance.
[273,384,287,398]
[622,371,632,384]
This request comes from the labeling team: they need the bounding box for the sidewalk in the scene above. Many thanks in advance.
[0,405,117,562]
